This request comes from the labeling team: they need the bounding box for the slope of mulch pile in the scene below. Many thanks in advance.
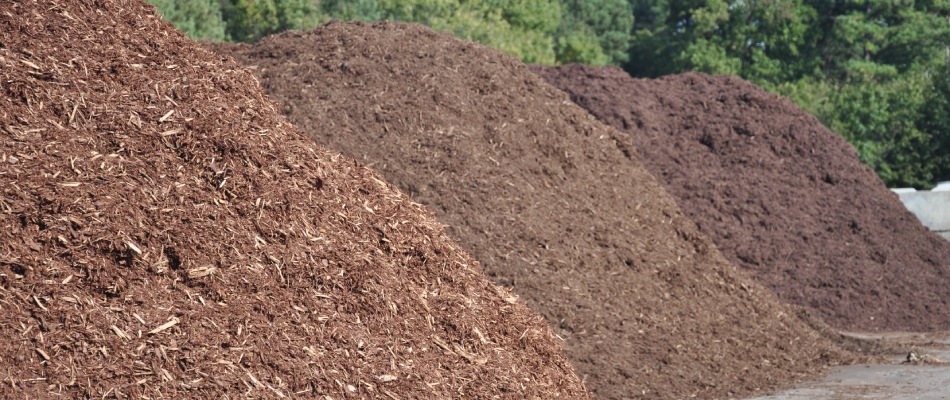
[534,65,950,332]
[215,22,852,400]
[0,2,592,398]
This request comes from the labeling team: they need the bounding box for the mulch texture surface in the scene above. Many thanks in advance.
[0,2,591,398]
[534,65,950,332]
[216,22,851,399]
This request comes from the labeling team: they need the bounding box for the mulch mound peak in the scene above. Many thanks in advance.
[534,64,950,332]
[216,22,851,399]
[0,1,591,398]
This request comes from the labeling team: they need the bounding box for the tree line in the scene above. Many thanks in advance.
[149,0,950,189]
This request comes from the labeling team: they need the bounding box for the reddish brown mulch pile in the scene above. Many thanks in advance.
[216,22,851,400]
[0,2,591,398]
[534,65,950,332]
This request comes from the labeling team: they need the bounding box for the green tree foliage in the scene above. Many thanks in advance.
[429,0,562,64]
[222,0,325,43]
[326,0,563,64]
[322,0,382,21]
[374,0,457,24]
[820,68,936,187]
[322,0,635,65]
[556,0,634,65]
[920,62,950,182]
[147,0,227,41]
[555,25,611,66]
[810,1,950,186]
[628,0,819,85]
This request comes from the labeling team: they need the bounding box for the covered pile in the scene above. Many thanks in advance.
[218,22,850,399]
[0,1,589,398]
[535,65,950,332]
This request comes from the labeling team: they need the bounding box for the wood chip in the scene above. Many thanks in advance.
[125,240,142,255]
[244,369,263,388]
[187,266,217,279]
[147,317,180,335]
[21,59,41,70]
[35,348,50,361]
[32,295,48,311]
[158,110,174,122]
[111,325,131,340]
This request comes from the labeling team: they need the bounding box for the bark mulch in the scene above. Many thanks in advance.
[535,64,950,332]
[215,22,852,400]
[0,2,591,398]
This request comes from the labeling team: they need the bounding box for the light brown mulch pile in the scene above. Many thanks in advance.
[0,2,590,398]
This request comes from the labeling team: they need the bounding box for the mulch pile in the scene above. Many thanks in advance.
[534,65,950,332]
[0,1,591,398]
[216,22,851,399]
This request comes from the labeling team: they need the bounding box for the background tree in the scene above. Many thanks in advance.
[221,0,324,43]
[554,23,611,66]
[555,0,633,65]
[149,0,227,41]
[920,62,950,182]
[321,0,382,21]
[431,0,562,64]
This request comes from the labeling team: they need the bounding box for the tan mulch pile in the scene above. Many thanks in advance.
[0,2,590,398]
[215,22,852,400]
[535,65,950,332]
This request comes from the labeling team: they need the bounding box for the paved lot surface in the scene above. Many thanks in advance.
[751,336,950,400]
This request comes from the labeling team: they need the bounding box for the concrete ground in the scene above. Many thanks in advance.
[750,334,950,400]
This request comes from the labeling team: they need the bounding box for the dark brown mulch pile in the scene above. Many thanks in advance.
[215,22,851,400]
[534,64,950,332]
[0,1,591,398]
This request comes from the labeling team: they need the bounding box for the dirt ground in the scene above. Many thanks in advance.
[215,22,854,400]
[535,65,950,333]
[0,1,590,398]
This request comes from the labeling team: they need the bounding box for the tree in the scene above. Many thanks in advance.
[147,0,227,41]
[821,66,936,188]
[321,0,383,21]
[555,24,611,66]
[428,0,562,64]
[626,0,677,77]
[556,0,634,65]
[376,0,457,25]
[920,62,950,183]
[222,0,324,43]
[371,0,562,64]
[627,0,820,85]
